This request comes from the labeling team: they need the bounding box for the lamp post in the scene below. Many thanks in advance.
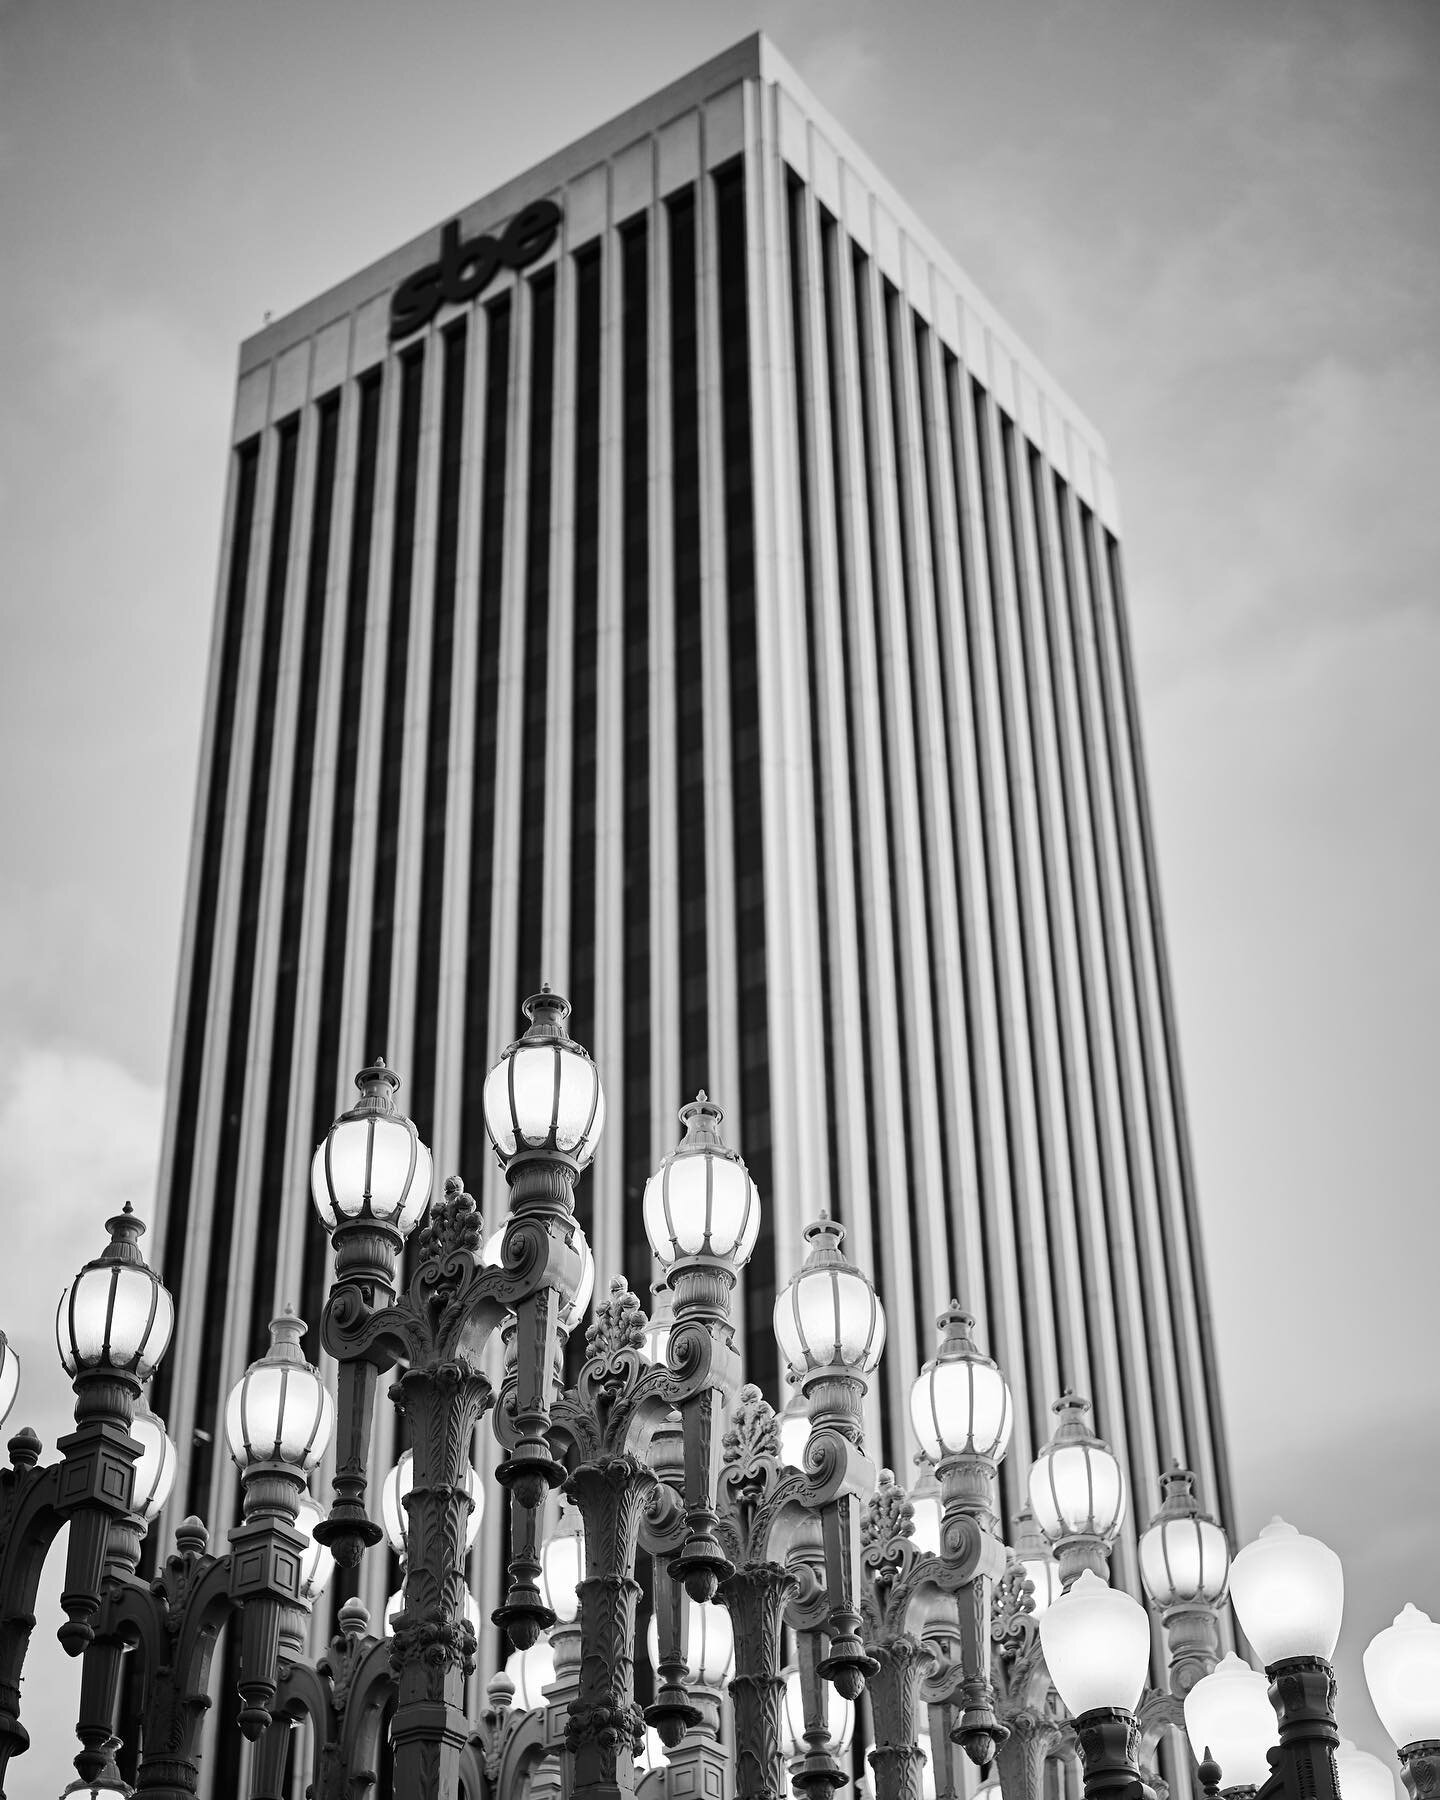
[0,1205,174,1796]
[59,1312,334,1800]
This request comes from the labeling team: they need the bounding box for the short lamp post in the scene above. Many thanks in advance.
[0,1205,175,1796]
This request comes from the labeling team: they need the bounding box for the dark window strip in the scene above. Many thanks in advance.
[302,371,383,1340]
[967,380,1048,1455]
[411,323,470,1141]
[568,247,603,1048]
[850,259,911,1472]
[514,273,558,1009]
[459,298,514,1181]
[620,219,653,1304]
[156,435,260,1424]
[250,394,341,1374]
[187,415,301,1515]
[820,219,885,1384]
[669,186,708,1101]
[363,346,427,1068]
[786,181,840,1226]
[916,335,994,1320]
[996,417,1068,1389]
[714,161,775,1406]
[1025,447,1102,1392]
[880,283,943,1369]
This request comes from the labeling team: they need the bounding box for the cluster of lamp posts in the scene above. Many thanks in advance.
[1,989,1438,1800]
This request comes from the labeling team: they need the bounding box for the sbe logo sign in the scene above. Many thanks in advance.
[389,199,562,341]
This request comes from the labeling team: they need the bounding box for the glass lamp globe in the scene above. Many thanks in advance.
[642,1093,760,1272]
[224,1313,334,1473]
[1139,1466,1230,1610]
[1012,1508,1062,1614]
[1365,1605,1440,1750]
[505,1638,558,1711]
[773,1215,886,1380]
[294,1494,335,1603]
[780,1667,856,1757]
[482,988,605,1168]
[1337,1740,1399,1800]
[1027,1392,1125,1548]
[1183,1653,1275,1790]
[0,1332,19,1430]
[641,1281,673,1364]
[311,1060,432,1238]
[540,1500,585,1624]
[1038,1570,1151,1717]
[57,1206,174,1381]
[910,1489,943,1560]
[647,1597,736,1686]
[779,1396,812,1470]
[1229,1518,1343,1665]
[909,1302,1013,1466]
[636,1726,669,1775]
[128,1398,178,1523]
[380,1448,484,1557]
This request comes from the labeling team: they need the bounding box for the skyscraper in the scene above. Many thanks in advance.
[153,29,1230,1681]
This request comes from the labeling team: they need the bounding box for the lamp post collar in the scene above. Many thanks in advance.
[1150,1463,1215,1527]
[97,1203,149,1269]
[1051,1390,1102,1446]
[344,1058,403,1118]
[674,1091,746,1164]
[513,983,578,1047]
[799,1211,851,1270]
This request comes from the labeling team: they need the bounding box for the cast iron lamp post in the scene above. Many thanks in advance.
[707,1211,885,1800]
[59,1312,334,1800]
[858,1302,1013,1800]
[0,1205,174,1795]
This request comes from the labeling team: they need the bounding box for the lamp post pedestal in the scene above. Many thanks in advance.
[868,1636,928,1800]
[564,1456,655,1800]
[723,1563,797,1800]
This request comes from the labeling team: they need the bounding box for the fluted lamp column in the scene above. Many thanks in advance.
[55,1206,175,1653]
[772,1214,885,1700]
[908,1303,1013,1768]
[1228,1519,1345,1800]
[1139,1466,1230,1698]
[222,1312,334,1738]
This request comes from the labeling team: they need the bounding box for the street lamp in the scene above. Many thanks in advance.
[1221,1519,1345,1800]
[1027,1392,1126,1588]
[1038,1570,1153,1800]
[1139,1465,1231,1697]
[1364,1604,1440,1797]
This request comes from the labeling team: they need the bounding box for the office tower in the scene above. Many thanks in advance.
[152,33,1230,1691]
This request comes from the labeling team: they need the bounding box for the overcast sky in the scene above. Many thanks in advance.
[2,0,1437,1790]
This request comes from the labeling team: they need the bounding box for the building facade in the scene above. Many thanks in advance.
[152,28,1230,1717]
